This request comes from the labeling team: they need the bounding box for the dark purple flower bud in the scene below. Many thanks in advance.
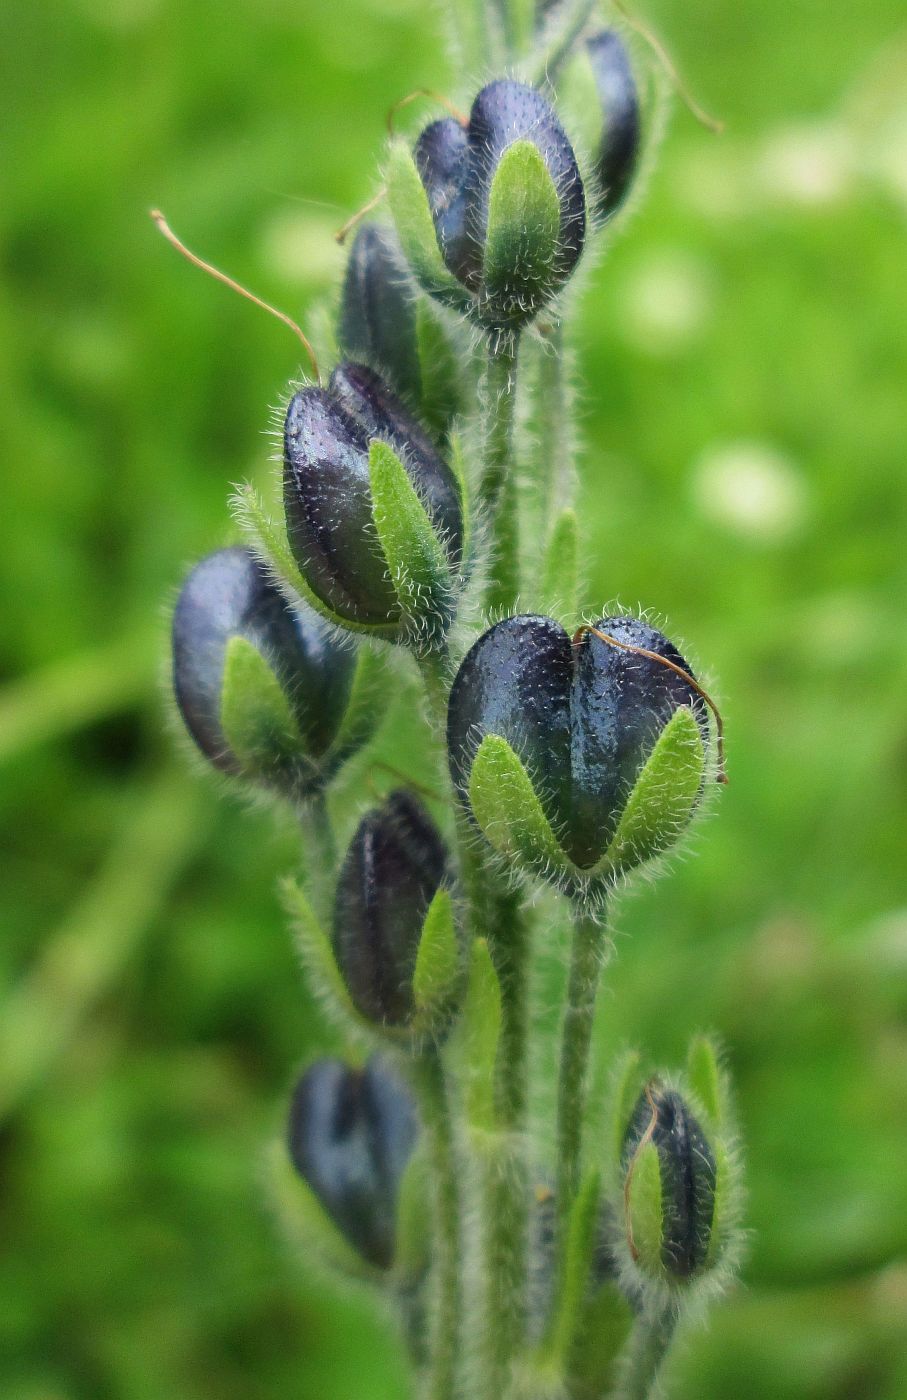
[447,614,709,878]
[621,1081,716,1280]
[283,362,464,639]
[288,1055,418,1270]
[400,80,586,329]
[333,790,450,1026]
[586,30,641,222]
[338,224,422,407]
[172,547,357,796]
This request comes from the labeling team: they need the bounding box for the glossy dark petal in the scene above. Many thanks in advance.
[448,614,706,868]
[172,546,353,770]
[622,1082,716,1278]
[283,387,400,623]
[329,362,463,566]
[333,790,449,1025]
[465,80,586,279]
[337,225,423,406]
[569,616,704,865]
[288,1056,418,1269]
[587,30,640,220]
[448,614,574,843]
[414,118,474,286]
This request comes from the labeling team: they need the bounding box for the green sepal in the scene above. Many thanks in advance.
[219,634,307,778]
[412,887,462,1031]
[609,1049,644,1169]
[467,714,705,895]
[602,706,706,877]
[482,140,563,323]
[385,140,472,312]
[447,431,472,569]
[624,1139,664,1281]
[393,1141,432,1281]
[704,1139,731,1271]
[268,1138,381,1284]
[322,644,387,770]
[542,1169,602,1367]
[686,1034,724,1127]
[467,733,572,880]
[367,439,455,645]
[569,1277,634,1396]
[457,937,502,1135]
[415,300,461,438]
[541,507,579,618]
[282,877,409,1044]
[232,482,402,641]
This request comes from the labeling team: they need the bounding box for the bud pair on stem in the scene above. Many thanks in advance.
[161,6,743,1398]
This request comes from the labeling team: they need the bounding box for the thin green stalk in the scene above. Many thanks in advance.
[534,0,600,87]
[411,1047,464,1400]
[479,335,521,614]
[418,656,531,1395]
[309,791,336,867]
[481,888,530,1398]
[614,1302,679,1400]
[447,0,495,95]
[555,907,606,1234]
[536,322,576,529]
[299,792,337,914]
[501,0,535,60]
[417,645,453,732]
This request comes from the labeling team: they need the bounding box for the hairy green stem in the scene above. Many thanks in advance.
[479,335,521,614]
[555,907,605,1235]
[299,792,337,914]
[412,1047,464,1400]
[614,1303,679,1400]
[482,887,530,1397]
[536,322,576,528]
[417,645,453,730]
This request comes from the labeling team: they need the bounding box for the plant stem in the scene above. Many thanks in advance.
[299,792,337,913]
[555,906,606,1236]
[536,321,576,530]
[479,334,521,614]
[482,887,530,1398]
[417,645,453,733]
[535,0,599,87]
[412,1046,464,1400]
[615,1302,679,1400]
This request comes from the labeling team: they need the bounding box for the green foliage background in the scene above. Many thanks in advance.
[2,0,906,1395]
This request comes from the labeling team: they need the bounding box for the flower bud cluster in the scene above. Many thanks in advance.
[159,15,741,1399]
[284,1055,420,1273]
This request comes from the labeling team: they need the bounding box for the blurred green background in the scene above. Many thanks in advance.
[2,0,906,1396]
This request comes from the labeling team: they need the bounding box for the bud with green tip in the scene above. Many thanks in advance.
[338,223,460,438]
[333,790,461,1033]
[387,79,586,332]
[283,362,465,650]
[446,614,713,898]
[171,547,380,800]
[285,1055,419,1272]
